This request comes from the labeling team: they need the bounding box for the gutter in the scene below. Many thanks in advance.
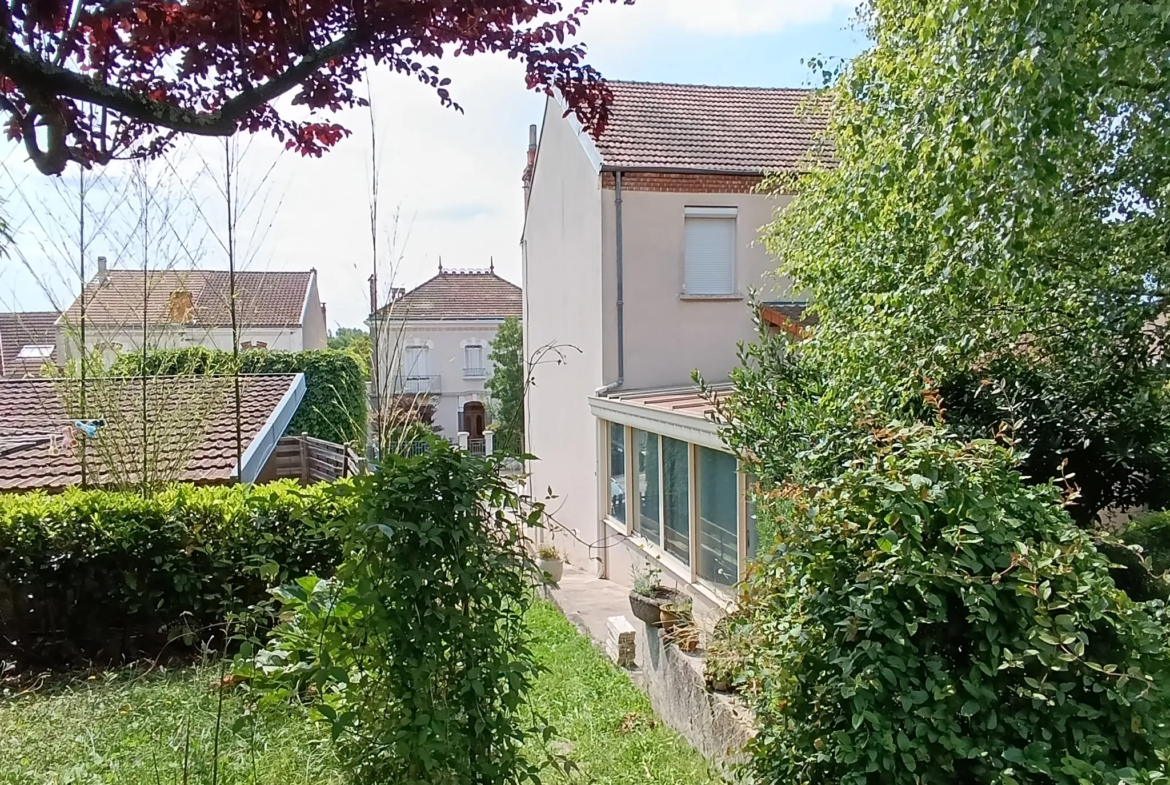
[596,169,625,397]
[235,373,307,483]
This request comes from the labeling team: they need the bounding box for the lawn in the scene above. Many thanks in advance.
[0,601,719,785]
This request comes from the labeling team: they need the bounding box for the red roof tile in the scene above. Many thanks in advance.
[592,82,831,174]
[0,311,59,377]
[60,269,314,328]
[381,270,522,321]
[0,375,298,491]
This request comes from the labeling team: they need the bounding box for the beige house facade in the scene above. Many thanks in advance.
[371,267,522,448]
[522,81,826,617]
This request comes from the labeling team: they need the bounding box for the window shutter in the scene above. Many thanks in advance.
[684,217,736,295]
[465,345,483,372]
[405,346,428,377]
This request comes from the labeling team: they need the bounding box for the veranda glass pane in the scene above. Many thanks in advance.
[697,447,738,587]
[634,429,661,545]
[608,423,626,524]
[663,436,690,564]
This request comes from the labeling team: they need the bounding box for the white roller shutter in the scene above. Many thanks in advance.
[684,216,736,295]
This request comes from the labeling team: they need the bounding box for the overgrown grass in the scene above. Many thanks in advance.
[525,601,721,785]
[0,663,344,785]
[0,603,719,785]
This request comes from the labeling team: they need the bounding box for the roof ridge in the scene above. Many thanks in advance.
[606,80,821,93]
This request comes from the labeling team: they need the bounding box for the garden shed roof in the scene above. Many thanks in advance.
[0,374,304,491]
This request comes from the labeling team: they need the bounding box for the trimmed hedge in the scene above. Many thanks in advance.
[110,348,368,447]
[0,481,354,667]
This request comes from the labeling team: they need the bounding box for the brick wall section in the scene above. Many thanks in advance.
[600,171,765,194]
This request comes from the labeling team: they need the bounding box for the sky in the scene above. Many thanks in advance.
[0,0,868,331]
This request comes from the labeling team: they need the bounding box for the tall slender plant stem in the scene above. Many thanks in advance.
[77,168,88,488]
[225,139,243,475]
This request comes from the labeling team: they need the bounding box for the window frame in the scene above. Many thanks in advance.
[463,343,486,379]
[682,206,738,297]
[599,417,752,597]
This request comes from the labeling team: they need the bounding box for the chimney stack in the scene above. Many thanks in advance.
[368,274,378,315]
[522,124,538,211]
[96,255,109,285]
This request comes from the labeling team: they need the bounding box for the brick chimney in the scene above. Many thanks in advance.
[96,255,109,286]
[522,124,537,211]
[168,290,194,323]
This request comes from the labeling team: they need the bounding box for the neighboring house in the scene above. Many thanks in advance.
[521,81,826,616]
[56,259,328,363]
[0,374,305,491]
[371,265,522,447]
[0,311,60,378]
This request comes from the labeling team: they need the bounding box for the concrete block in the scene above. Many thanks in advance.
[605,615,637,667]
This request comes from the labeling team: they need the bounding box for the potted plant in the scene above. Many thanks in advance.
[704,613,751,692]
[661,598,698,652]
[535,544,564,584]
[628,564,689,626]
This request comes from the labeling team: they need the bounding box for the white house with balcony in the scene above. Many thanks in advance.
[521,81,827,619]
[371,264,522,449]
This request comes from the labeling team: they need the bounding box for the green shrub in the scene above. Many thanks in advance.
[1125,511,1170,576]
[737,424,1170,785]
[111,348,367,447]
[238,441,547,785]
[0,481,353,668]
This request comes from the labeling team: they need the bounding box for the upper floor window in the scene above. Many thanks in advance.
[400,345,434,394]
[464,344,485,378]
[240,340,268,350]
[683,206,737,296]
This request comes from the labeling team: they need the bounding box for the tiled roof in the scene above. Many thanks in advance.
[60,269,314,328]
[381,270,522,321]
[592,81,831,174]
[0,375,298,491]
[0,311,59,377]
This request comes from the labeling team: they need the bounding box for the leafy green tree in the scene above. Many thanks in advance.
[238,444,549,784]
[760,0,1170,523]
[485,317,524,454]
[328,327,372,380]
[714,0,1170,780]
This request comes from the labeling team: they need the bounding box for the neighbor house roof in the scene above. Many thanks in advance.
[591,81,831,174]
[0,311,59,377]
[380,269,522,321]
[60,269,316,328]
[0,374,304,491]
